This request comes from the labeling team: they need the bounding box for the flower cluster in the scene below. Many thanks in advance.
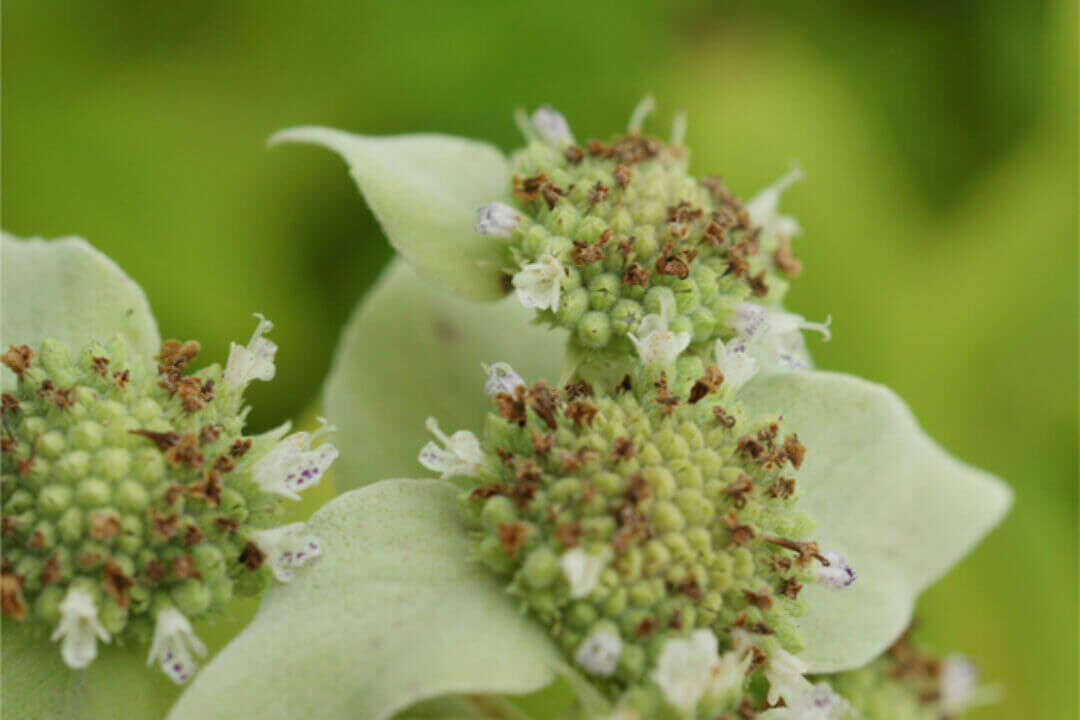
[477,101,809,357]
[0,317,336,683]
[422,343,855,716]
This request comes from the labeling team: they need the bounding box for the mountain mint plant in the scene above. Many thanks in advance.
[1,234,336,715]
[3,102,1011,720]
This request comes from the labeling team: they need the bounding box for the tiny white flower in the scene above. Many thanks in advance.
[147,606,207,684]
[419,417,485,479]
[50,586,110,669]
[560,547,605,599]
[714,337,758,394]
[531,106,574,146]
[747,167,803,239]
[483,361,525,397]
[251,418,338,500]
[750,330,814,372]
[475,202,523,238]
[628,295,691,367]
[765,649,850,719]
[731,303,831,345]
[765,648,810,707]
[224,313,277,389]
[574,629,622,676]
[652,629,749,715]
[512,254,564,311]
[248,522,322,583]
[627,95,656,133]
[814,551,856,588]
[938,654,1001,716]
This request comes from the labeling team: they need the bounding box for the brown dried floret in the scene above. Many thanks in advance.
[1,346,34,377]
[622,262,650,287]
[774,236,802,278]
[512,173,547,203]
[688,365,724,404]
[496,522,529,558]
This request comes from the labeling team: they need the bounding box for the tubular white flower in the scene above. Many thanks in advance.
[224,313,277,388]
[652,629,751,715]
[574,629,622,676]
[419,417,485,479]
[474,202,523,238]
[512,254,564,311]
[628,295,691,367]
[50,586,110,669]
[483,361,525,397]
[627,95,656,133]
[560,547,605,599]
[814,551,856,588]
[251,418,338,500]
[670,110,688,146]
[747,167,803,238]
[248,522,322,583]
[714,337,758,394]
[731,303,831,345]
[765,649,850,719]
[147,606,207,684]
[938,655,1000,716]
[531,106,574,146]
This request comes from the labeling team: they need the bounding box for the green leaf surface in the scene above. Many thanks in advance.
[738,371,1013,673]
[271,127,512,300]
[322,260,564,491]
[1,233,160,386]
[168,479,566,720]
[0,621,183,720]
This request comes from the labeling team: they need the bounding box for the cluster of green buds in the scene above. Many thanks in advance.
[421,312,854,715]
[474,99,829,363]
[1,317,336,683]
[398,103,1003,720]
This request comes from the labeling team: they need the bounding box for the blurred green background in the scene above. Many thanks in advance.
[4,2,1076,718]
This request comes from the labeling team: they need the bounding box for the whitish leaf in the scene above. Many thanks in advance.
[739,371,1012,673]
[271,127,512,299]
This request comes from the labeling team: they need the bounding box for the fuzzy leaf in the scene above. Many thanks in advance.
[1,234,160,384]
[167,479,567,720]
[0,622,182,720]
[738,371,1013,673]
[271,127,512,300]
[322,260,564,491]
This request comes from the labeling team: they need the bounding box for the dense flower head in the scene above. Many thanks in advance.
[0,319,335,682]
[438,355,853,716]
[480,102,805,356]
[824,633,993,719]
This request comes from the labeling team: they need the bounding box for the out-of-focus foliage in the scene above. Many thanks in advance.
[3,2,1075,718]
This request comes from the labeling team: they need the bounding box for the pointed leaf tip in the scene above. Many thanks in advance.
[271,126,513,300]
[740,370,1012,672]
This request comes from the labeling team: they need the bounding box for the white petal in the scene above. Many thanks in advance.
[651,629,721,714]
[251,421,338,500]
[747,167,803,235]
[560,548,604,599]
[512,255,564,311]
[418,417,484,480]
[627,95,656,133]
[249,523,323,583]
[573,630,622,676]
[483,362,526,396]
[224,313,278,388]
[530,106,573,146]
[714,338,758,394]
[51,587,109,670]
[148,607,207,684]
[732,304,831,344]
[475,202,522,238]
[814,551,856,588]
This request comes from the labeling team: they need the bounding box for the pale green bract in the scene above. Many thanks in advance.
[738,371,1013,672]
[322,259,563,490]
[167,479,595,720]
[1,234,161,384]
[270,128,513,300]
